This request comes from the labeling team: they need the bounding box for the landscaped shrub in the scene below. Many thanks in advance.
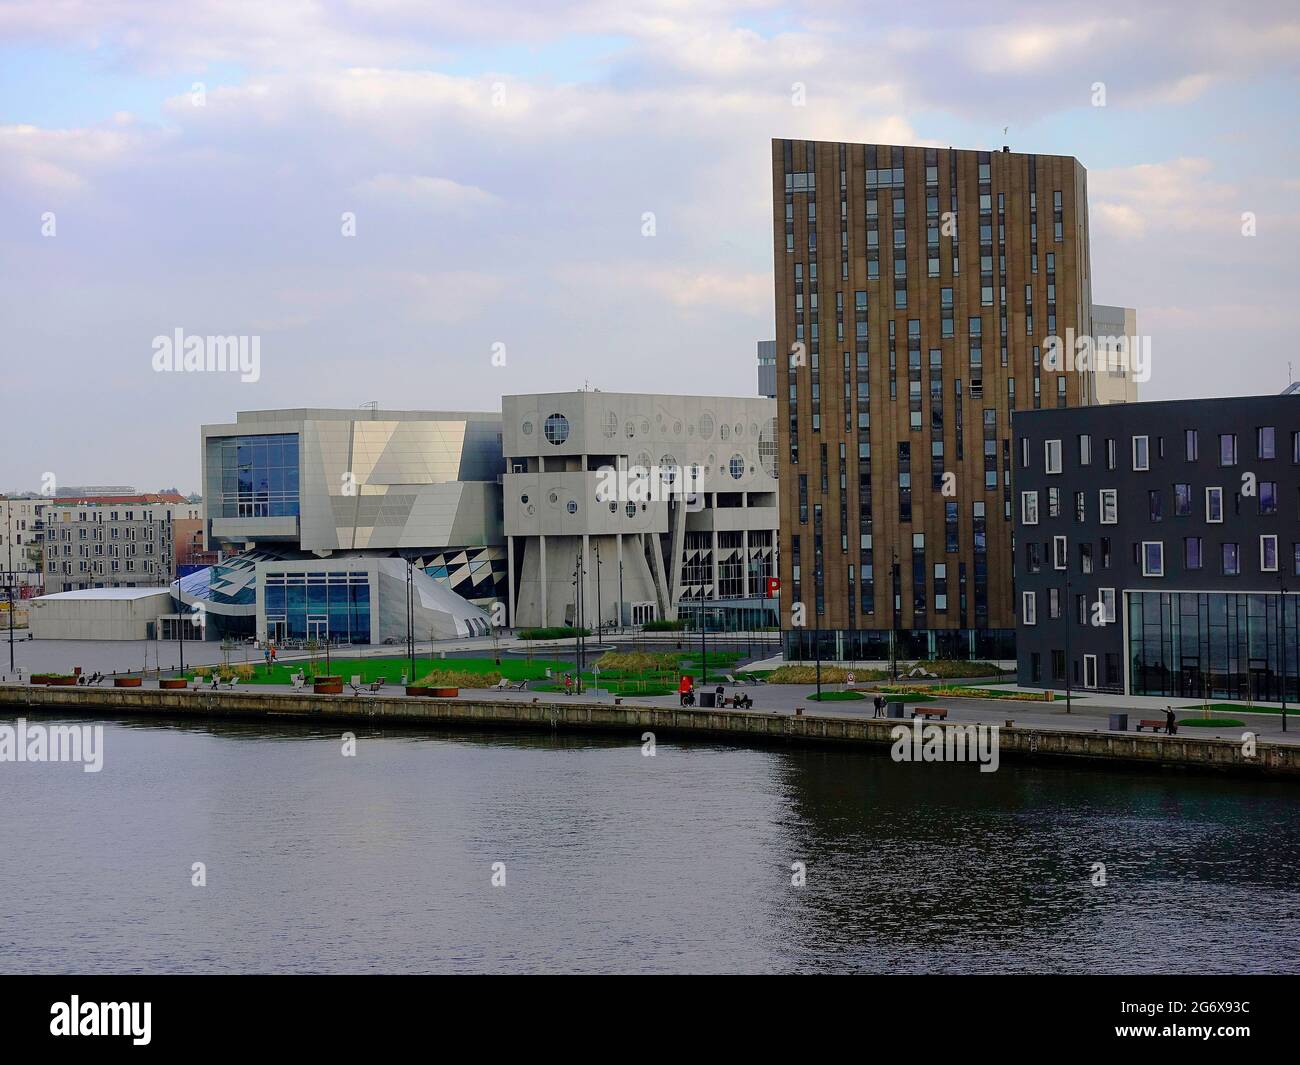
[899,659,1007,679]
[642,619,686,631]
[767,665,877,684]
[518,626,591,640]
[413,669,502,688]
[596,651,679,674]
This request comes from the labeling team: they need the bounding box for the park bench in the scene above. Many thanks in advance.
[910,706,948,720]
[1135,718,1173,733]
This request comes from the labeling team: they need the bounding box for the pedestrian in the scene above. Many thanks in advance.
[563,672,573,695]
[1165,705,1177,736]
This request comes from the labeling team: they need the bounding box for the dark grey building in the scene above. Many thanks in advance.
[1013,394,1300,700]
[757,340,776,399]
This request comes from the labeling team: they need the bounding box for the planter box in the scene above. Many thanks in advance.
[159,678,188,690]
[47,676,78,686]
[314,679,344,694]
[30,674,50,685]
[430,687,459,698]
[406,685,459,697]
[113,677,142,688]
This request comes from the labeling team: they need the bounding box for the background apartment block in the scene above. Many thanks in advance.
[0,496,43,591]
[773,139,1094,660]
[42,493,200,593]
[1090,303,1140,404]
[502,392,779,630]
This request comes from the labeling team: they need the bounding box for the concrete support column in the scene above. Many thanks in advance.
[539,534,547,628]
[581,532,591,631]
[616,532,623,626]
[506,535,515,627]
[710,526,719,601]
[742,528,750,599]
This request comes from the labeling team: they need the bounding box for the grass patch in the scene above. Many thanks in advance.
[806,690,867,702]
[1179,718,1246,728]
[899,659,1008,679]
[189,655,574,687]
[874,690,936,704]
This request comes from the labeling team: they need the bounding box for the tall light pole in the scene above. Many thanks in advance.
[406,558,415,682]
[5,500,15,674]
[813,558,822,700]
[1064,575,1072,714]
[594,541,602,637]
[1281,575,1289,732]
[890,549,899,681]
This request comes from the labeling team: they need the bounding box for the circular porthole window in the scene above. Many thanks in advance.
[567,500,578,514]
[720,423,731,441]
[522,420,534,436]
[729,455,745,479]
[544,413,570,444]
[520,494,530,505]
[549,491,559,506]
[625,502,636,518]
[602,411,618,438]
[608,501,617,513]
[674,421,682,434]
[699,413,715,439]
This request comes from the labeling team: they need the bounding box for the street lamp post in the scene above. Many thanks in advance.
[813,559,822,701]
[890,550,899,681]
[406,559,415,683]
[1064,575,1072,715]
[5,501,15,674]
[1281,576,1289,733]
[594,541,602,638]
[700,600,708,687]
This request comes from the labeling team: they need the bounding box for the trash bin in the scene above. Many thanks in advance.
[699,691,717,708]
[886,701,905,719]
[1108,713,1128,731]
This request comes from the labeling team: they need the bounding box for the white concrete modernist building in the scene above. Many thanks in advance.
[502,391,779,630]
[189,407,505,643]
[30,587,175,641]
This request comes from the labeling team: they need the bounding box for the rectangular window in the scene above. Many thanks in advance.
[1045,439,1062,474]
[1219,433,1237,467]
[1141,541,1164,577]
[1021,491,1039,525]
[1185,429,1198,461]
[1098,587,1116,624]
[1206,487,1223,522]
[1132,435,1149,471]
[1262,534,1279,572]
[1099,489,1117,524]
[1105,438,1117,470]
[1184,537,1203,570]
[1052,535,1067,570]
[1260,481,1278,515]
[1222,542,1240,576]
[1258,426,1275,460]
[1148,489,1162,522]
[1022,590,1037,626]
[1174,483,1192,516]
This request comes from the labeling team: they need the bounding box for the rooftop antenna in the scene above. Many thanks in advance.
[360,400,379,419]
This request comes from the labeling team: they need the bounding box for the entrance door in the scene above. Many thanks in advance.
[267,617,287,643]
[1083,653,1098,690]
[1179,656,1201,699]
[307,615,328,644]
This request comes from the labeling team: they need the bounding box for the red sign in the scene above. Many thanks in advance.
[766,577,780,598]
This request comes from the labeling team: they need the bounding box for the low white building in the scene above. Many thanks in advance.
[30,588,175,641]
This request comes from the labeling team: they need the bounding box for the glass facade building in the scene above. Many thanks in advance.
[1128,591,1299,703]
[263,570,371,645]
[215,434,300,518]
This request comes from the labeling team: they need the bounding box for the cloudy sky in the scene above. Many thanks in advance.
[1,0,1297,493]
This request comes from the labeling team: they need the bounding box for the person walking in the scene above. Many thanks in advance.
[1165,705,1177,736]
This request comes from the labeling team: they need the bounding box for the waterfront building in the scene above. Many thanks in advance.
[186,408,505,643]
[773,139,1097,662]
[0,496,43,591]
[757,340,777,399]
[1013,394,1300,699]
[501,392,780,630]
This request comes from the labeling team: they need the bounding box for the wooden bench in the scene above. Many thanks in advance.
[1135,719,1171,733]
[910,706,948,720]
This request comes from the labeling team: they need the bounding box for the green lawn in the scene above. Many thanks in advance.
[875,691,936,704]
[1179,718,1246,728]
[806,690,867,702]
[187,655,575,687]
